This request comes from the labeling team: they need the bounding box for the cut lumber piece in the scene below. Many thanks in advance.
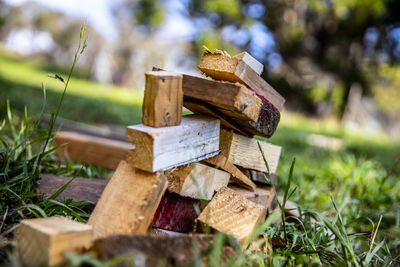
[16,216,92,267]
[153,67,279,137]
[182,100,249,136]
[92,234,216,267]
[152,191,207,233]
[196,186,266,244]
[198,49,285,111]
[55,131,133,170]
[203,154,256,191]
[39,174,108,203]
[185,97,279,138]
[126,114,220,172]
[182,74,262,122]
[228,184,275,211]
[88,160,167,239]
[142,71,183,127]
[165,163,230,200]
[220,129,281,173]
[199,46,264,76]
[152,67,262,123]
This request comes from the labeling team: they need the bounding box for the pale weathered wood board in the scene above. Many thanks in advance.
[126,115,220,172]
[220,129,281,173]
[198,51,285,111]
[196,186,266,244]
[16,216,92,267]
[142,71,183,127]
[203,154,256,191]
[228,184,275,211]
[166,163,230,200]
[38,174,108,203]
[88,160,167,239]
[55,131,133,170]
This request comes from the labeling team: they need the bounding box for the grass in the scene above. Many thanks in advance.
[1,46,400,265]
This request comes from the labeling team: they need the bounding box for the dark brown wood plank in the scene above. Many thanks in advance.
[92,234,219,267]
[38,174,108,203]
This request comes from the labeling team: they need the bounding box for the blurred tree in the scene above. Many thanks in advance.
[122,0,400,116]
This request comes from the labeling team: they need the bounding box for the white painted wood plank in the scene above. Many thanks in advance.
[127,115,220,172]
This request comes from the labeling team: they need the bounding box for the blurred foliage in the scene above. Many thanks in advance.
[117,0,400,117]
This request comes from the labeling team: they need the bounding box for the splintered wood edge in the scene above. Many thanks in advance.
[145,71,183,78]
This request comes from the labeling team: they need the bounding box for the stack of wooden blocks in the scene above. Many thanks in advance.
[16,47,285,266]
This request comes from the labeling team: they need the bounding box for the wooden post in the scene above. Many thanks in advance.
[198,49,285,112]
[126,115,220,172]
[142,71,183,127]
[196,186,266,245]
[16,216,92,267]
[219,129,281,173]
[88,160,167,239]
[165,163,230,200]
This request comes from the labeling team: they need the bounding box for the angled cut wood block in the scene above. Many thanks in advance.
[152,191,207,233]
[228,184,276,211]
[88,160,167,239]
[126,115,220,172]
[142,71,183,127]
[196,186,266,244]
[55,131,133,170]
[198,49,285,111]
[16,216,92,267]
[203,154,256,191]
[220,129,281,173]
[166,162,230,200]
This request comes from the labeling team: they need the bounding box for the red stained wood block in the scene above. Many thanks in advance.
[152,191,207,233]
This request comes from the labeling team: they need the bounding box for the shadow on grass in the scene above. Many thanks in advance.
[0,78,142,126]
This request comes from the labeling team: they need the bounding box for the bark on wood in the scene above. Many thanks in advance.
[151,191,207,233]
[165,163,230,200]
[198,50,285,111]
[142,71,183,127]
[55,131,133,170]
[196,186,266,244]
[219,129,281,173]
[16,216,92,267]
[88,160,167,239]
[203,154,256,191]
[126,114,220,172]
[38,174,108,203]
[92,234,216,267]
